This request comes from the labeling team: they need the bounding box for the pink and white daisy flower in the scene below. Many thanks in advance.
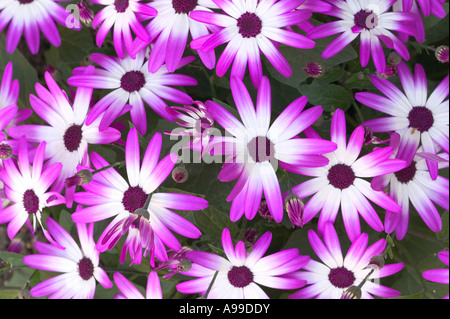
[131,0,219,73]
[67,50,197,136]
[289,222,404,299]
[113,271,162,299]
[23,217,113,299]
[307,0,420,74]
[7,69,121,200]
[0,0,71,54]
[0,137,65,248]
[203,76,336,223]
[90,0,157,59]
[190,0,316,88]
[356,62,449,181]
[371,133,449,240]
[423,250,449,299]
[176,228,310,299]
[283,109,407,242]
[72,128,208,266]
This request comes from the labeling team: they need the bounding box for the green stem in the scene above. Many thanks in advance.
[203,271,219,299]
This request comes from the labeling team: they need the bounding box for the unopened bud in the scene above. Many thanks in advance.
[172,166,188,183]
[65,169,93,188]
[341,285,362,299]
[387,52,402,65]
[285,194,304,228]
[303,62,323,78]
[435,45,449,63]
[0,143,13,160]
[258,200,273,222]
[367,255,385,270]
[242,229,258,245]
[77,1,94,26]
[380,65,397,78]
[176,259,192,273]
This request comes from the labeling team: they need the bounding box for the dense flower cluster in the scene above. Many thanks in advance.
[0,0,448,300]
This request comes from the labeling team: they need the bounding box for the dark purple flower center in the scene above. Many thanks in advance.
[120,71,146,93]
[354,10,378,30]
[328,267,355,289]
[248,136,275,163]
[228,266,254,288]
[63,124,83,152]
[237,12,262,38]
[172,0,198,14]
[327,164,355,190]
[18,0,34,4]
[407,106,434,133]
[122,186,147,213]
[23,189,40,215]
[114,0,129,13]
[78,257,94,281]
[394,160,417,184]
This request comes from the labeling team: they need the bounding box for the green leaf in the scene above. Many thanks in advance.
[193,206,240,240]
[298,82,353,112]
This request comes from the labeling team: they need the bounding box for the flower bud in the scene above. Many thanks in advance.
[341,285,362,299]
[380,65,397,78]
[65,169,93,188]
[435,45,449,63]
[0,143,13,160]
[387,52,402,65]
[258,200,273,222]
[367,255,385,270]
[285,194,304,228]
[77,1,94,27]
[176,258,192,273]
[303,62,323,78]
[242,228,258,245]
[172,165,188,183]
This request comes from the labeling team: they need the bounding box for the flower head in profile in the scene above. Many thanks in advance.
[0,138,65,247]
[131,0,219,73]
[165,101,215,153]
[356,62,449,181]
[113,271,162,299]
[90,0,157,58]
[72,128,208,266]
[423,250,449,299]
[0,0,71,54]
[289,223,404,299]
[23,217,113,299]
[308,0,420,73]
[68,50,197,136]
[176,228,309,299]
[283,109,407,241]
[190,0,316,88]
[7,68,121,199]
[371,133,449,240]
[204,76,336,223]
